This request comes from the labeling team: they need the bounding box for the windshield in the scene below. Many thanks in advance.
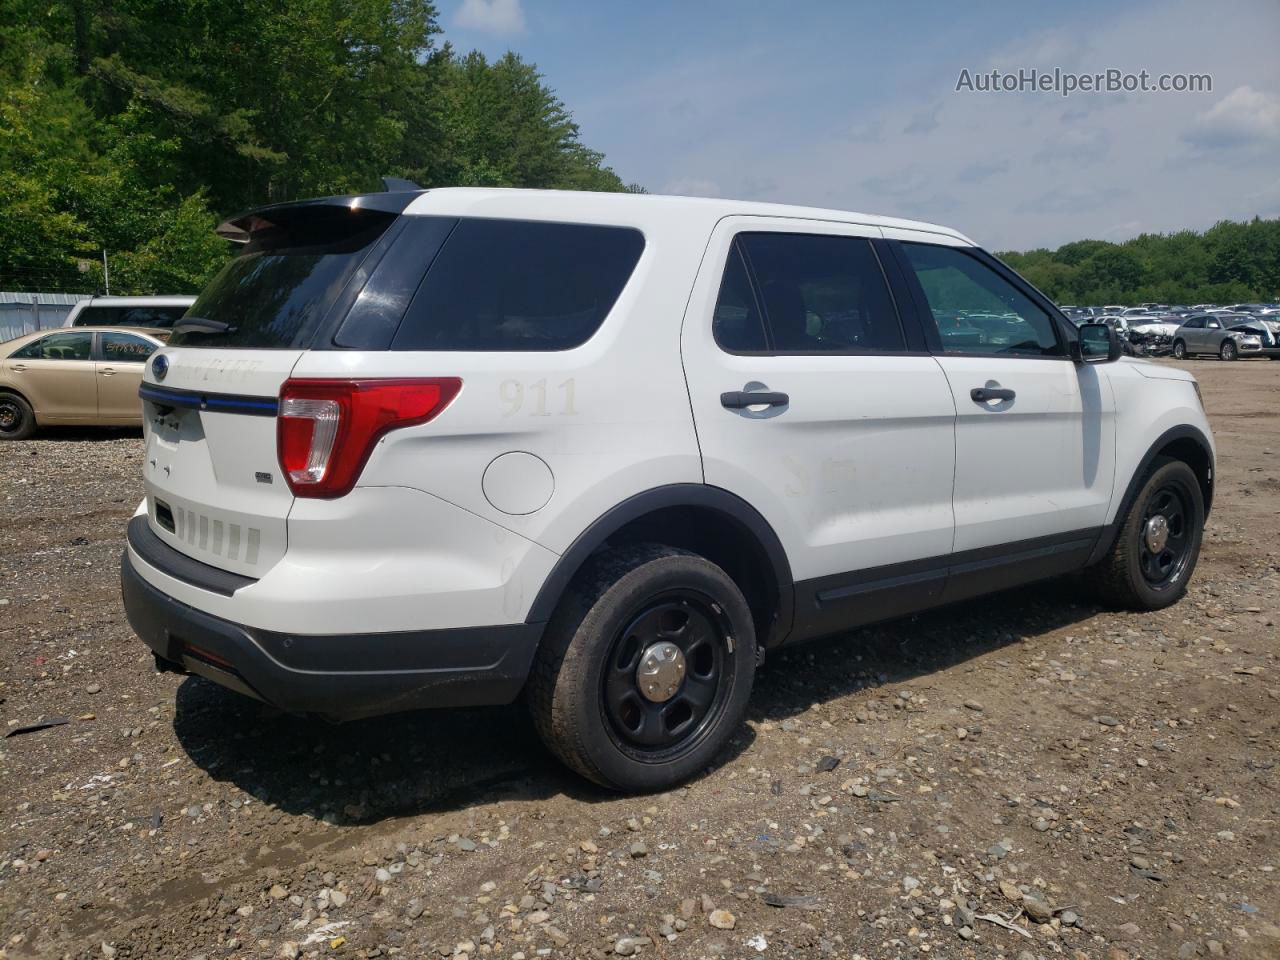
[169,207,396,348]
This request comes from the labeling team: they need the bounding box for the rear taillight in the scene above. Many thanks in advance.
[277,378,461,498]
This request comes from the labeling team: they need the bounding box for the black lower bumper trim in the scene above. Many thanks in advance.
[121,552,543,720]
[127,515,257,596]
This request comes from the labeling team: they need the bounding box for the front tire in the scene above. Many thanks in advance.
[0,393,35,440]
[1171,340,1187,359]
[1087,457,1204,610]
[527,544,756,792]
[1220,339,1237,361]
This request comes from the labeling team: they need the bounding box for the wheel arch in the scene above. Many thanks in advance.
[525,484,795,649]
[1088,424,1214,566]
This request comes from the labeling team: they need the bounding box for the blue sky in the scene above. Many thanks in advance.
[444,0,1280,250]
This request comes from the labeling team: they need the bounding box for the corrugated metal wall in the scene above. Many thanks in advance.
[0,293,91,343]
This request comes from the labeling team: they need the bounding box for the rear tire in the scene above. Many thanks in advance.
[1220,339,1237,361]
[0,393,35,440]
[1086,457,1204,610]
[1171,340,1187,359]
[527,543,756,792]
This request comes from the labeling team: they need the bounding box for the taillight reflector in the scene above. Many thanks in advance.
[277,378,462,498]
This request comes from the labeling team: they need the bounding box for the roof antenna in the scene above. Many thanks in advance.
[381,177,422,192]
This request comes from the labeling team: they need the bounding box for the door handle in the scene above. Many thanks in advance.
[100,367,116,376]
[721,391,789,409]
[11,363,26,372]
[971,387,1015,403]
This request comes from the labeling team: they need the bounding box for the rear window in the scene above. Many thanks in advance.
[169,208,397,348]
[73,305,189,328]
[388,219,644,351]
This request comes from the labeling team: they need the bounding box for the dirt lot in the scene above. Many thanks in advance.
[0,358,1276,960]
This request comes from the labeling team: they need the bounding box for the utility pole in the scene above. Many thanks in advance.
[102,249,110,295]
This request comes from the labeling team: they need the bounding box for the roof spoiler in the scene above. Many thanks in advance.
[216,177,426,243]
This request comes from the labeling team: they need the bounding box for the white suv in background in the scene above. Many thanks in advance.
[122,188,1215,791]
[67,295,195,331]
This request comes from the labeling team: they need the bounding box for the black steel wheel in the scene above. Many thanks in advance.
[528,544,756,792]
[1137,483,1193,588]
[601,591,732,759]
[0,393,35,440]
[1087,457,1204,610]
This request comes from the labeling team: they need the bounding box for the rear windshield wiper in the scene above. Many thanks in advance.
[172,316,236,335]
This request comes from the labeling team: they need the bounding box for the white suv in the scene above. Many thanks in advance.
[122,188,1214,791]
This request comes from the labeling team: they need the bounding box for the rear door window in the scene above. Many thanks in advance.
[100,332,158,362]
[391,219,644,351]
[715,232,905,354]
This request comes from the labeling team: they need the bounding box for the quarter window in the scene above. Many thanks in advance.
[392,219,645,351]
[12,332,93,361]
[713,233,905,353]
[901,243,1062,357]
[712,245,768,351]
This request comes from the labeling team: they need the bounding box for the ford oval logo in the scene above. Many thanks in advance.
[152,354,169,381]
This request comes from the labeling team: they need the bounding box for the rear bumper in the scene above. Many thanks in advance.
[121,551,543,720]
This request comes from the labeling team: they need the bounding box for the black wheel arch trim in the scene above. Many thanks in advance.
[524,484,795,646]
[1088,424,1214,566]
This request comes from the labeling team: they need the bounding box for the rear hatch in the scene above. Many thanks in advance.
[139,198,409,578]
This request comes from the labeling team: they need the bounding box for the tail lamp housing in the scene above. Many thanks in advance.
[277,378,461,498]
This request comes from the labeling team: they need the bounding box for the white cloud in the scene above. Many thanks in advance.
[579,0,1280,248]
[902,103,940,134]
[1185,85,1280,148]
[454,0,525,34]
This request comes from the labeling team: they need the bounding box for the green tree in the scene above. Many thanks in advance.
[0,0,633,295]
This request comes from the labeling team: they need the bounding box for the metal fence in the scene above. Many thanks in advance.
[0,292,90,343]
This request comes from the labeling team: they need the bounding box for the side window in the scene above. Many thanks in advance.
[722,232,904,353]
[12,332,93,361]
[101,333,158,362]
[901,243,1062,357]
[1183,317,1203,329]
[712,244,768,351]
[392,219,644,351]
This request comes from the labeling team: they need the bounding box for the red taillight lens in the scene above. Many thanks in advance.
[277,378,462,498]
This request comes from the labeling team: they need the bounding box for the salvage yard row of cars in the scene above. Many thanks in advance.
[1060,302,1280,359]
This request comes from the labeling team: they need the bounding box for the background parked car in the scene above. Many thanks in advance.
[1172,314,1268,361]
[0,326,163,439]
[1227,319,1280,357]
[66,296,195,331]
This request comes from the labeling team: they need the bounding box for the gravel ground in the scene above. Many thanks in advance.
[1,359,1277,960]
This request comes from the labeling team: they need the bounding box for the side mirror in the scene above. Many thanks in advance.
[1074,322,1121,363]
